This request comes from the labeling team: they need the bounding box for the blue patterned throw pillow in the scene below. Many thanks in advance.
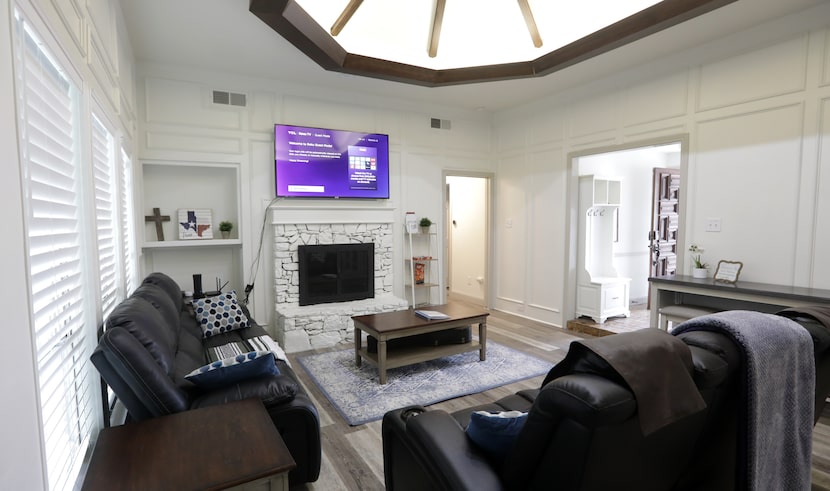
[192,290,250,338]
[465,410,528,461]
[185,351,279,389]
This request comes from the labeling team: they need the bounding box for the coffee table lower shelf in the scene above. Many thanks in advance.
[357,340,483,371]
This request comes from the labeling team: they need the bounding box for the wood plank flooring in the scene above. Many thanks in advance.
[285,307,830,491]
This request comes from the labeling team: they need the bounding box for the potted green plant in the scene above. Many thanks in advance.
[689,244,708,278]
[219,221,233,239]
[419,217,432,234]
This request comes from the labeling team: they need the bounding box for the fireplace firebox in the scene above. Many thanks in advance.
[298,243,375,306]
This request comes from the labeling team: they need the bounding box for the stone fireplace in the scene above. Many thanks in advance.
[272,207,408,352]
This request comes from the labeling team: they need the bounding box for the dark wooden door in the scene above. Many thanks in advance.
[650,168,680,278]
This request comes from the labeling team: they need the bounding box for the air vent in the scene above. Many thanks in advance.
[430,117,451,130]
[212,90,247,107]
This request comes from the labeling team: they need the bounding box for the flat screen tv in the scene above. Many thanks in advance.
[275,124,390,199]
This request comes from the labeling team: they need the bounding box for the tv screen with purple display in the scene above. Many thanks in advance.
[275,124,390,199]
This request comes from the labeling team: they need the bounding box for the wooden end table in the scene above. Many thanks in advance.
[82,398,296,491]
[352,304,489,384]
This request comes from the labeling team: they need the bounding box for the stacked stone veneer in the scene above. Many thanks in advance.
[273,222,408,352]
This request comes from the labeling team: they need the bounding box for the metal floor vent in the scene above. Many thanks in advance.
[430,117,451,130]
[212,90,247,107]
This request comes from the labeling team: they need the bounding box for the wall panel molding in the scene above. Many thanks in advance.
[49,0,85,57]
[696,34,809,112]
[623,71,690,127]
[145,131,242,154]
[88,31,118,112]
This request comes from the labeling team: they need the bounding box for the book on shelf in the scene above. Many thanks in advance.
[415,309,450,320]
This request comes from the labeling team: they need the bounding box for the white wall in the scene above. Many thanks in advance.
[493,3,830,326]
[133,64,495,327]
[3,0,136,487]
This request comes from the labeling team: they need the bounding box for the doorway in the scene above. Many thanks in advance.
[444,172,493,308]
[566,138,686,325]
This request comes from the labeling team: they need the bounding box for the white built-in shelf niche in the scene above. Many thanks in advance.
[140,160,243,294]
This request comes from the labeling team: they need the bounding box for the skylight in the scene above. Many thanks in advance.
[250,0,736,86]
[296,0,663,70]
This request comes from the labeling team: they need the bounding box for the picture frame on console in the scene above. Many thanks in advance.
[714,260,743,283]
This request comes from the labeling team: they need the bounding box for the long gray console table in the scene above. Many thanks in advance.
[648,274,830,329]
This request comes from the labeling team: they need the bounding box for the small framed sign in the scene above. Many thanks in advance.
[178,209,213,240]
[714,260,743,283]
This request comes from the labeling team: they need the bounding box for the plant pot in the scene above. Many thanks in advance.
[692,267,708,279]
[221,231,230,239]
[420,226,430,234]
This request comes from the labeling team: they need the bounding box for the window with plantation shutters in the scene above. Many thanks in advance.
[119,148,137,294]
[14,12,95,491]
[92,113,118,316]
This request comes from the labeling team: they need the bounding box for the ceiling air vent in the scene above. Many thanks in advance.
[430,117,451,130]
[212,90,247,107]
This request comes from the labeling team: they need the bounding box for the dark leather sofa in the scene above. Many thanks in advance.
[383,313,830,491]
[90,272,320,485]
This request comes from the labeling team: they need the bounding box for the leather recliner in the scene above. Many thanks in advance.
[383,312,830,491]
[383,328,739,491]
[91,272,321,485]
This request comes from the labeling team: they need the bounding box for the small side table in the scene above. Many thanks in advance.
[82,398,295,491]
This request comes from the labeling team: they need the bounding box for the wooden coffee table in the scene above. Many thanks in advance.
[352,304,489,384]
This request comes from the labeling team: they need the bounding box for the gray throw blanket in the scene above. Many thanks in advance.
[542,329,706,436]
[673,310,814,491]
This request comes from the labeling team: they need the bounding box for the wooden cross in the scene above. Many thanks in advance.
[145,207,170,241]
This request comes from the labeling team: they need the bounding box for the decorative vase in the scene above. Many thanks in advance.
[692,267,708,279]
[221,231,230,239]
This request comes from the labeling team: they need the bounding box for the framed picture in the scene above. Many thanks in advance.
[178,209,213,239]
[714,260,743,283]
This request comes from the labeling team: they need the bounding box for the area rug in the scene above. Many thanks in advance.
[297,342,551,426]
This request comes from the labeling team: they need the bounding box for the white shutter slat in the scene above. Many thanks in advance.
[92,113,118,316]
[119,149,136,293]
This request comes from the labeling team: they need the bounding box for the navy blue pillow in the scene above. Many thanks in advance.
[185,351,278,389]
[465,410,528,461]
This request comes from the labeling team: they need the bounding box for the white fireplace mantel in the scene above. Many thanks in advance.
[270,204,397,225]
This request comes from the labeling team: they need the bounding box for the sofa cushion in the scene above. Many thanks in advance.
[141,272,184,312]
[185,351,279,389]
[465,410,528,462]
[92,327,191,419]
[105,296,177,375]
[192,290,250,338]
[131,283,180,342]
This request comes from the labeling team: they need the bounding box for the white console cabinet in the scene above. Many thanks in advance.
[576,176,631,324]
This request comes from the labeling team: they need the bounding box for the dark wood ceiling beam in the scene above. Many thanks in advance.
[428,0,446,58]
[342,54,535,87]
[249,0,739,87]
[531,0,737,77]
[517,0,542,48]
[331,0,363,36]
[249,0,347,69]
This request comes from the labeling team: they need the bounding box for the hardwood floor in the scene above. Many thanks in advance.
[285,307,830,491]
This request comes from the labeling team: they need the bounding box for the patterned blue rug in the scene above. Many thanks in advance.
[297,341,552,426]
